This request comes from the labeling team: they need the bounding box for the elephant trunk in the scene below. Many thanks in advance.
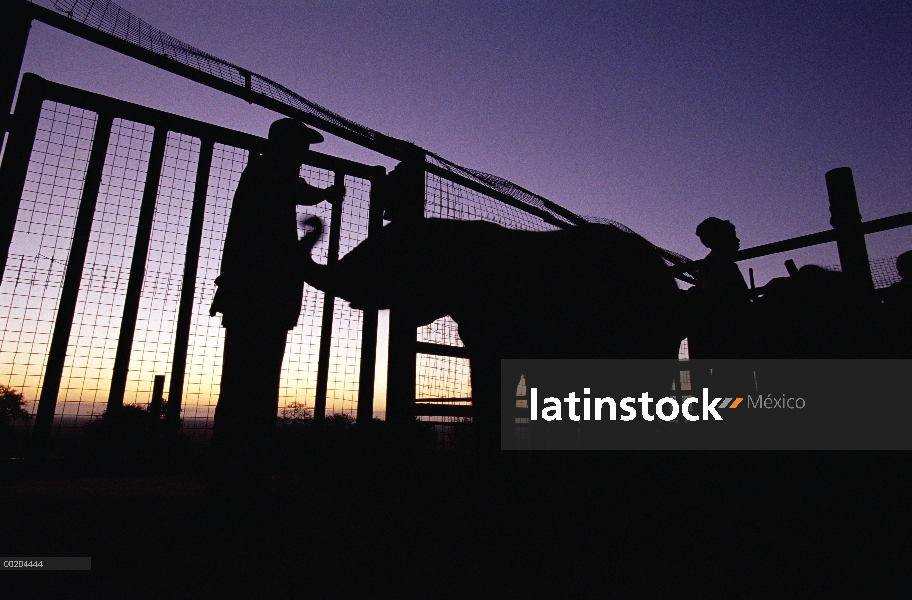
[298,216,335,295]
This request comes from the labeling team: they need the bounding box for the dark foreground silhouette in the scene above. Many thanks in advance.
[751,265,881,358]
[881,250,912,357]
[4,445,909,597]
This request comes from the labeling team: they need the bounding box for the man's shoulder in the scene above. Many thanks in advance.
[240,153,268,176]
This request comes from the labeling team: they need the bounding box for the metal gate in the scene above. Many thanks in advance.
[0,73,384,441]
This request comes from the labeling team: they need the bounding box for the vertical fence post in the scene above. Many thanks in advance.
[105,127,167,419]
[386,313,418,425]
[32,112,114,448]
[826,167,874,291]
[0,0,32,134]
[148,374,165,418]
[356,166,386,426]
[0,74,42,284]
[384,154,426,425]
[313,171,345,427]
[164,138,214,431]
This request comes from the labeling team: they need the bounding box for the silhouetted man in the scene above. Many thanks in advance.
[688,217,752,393]
[209,118,344,487]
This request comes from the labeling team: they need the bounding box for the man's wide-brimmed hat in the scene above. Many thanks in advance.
[268,118,324,148]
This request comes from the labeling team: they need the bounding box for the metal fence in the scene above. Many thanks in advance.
[0,75,908,451]
[0,74,383,443]
[0,74,597,449]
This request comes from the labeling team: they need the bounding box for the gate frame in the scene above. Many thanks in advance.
[0,73,385,445]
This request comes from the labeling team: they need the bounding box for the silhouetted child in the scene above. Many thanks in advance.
[688,217,752,394]
[688,218,750,355]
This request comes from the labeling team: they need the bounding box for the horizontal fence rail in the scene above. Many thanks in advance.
[675,212,912,276]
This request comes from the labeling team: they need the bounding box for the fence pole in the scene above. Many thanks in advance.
[0,74,43,285]
[165,137,214,431]
[149,374,165,418]
[314,171,346,427]
[384,155,425,425]
[356,166,386,426]
[32,112,114,449]
[825,167,874,291]
[0,0,32,133]
[105,127,168,419]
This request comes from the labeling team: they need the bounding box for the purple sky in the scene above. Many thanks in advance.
[19,0,912,285]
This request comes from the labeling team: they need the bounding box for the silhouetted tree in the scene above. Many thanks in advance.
[277,401,312,426]
[0,385,30,430]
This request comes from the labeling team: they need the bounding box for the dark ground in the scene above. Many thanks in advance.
[2,435,910,597]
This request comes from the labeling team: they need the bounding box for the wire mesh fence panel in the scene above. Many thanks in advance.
[825,256,901,290]
[337,175,371,259]
[122,132,199,421]
[324,174,372,416]
[325,296,360,416]
[0,102,97,430]
[417,316,463,347]
[415,354,471,400]
[47,0,388,150]
[678,338,690,362]
[179,143,246,437]
[870,256,901,289]
[276,164,333,419]
[416,316,470,412]
[53,118,156,433]
[424,172,563,233]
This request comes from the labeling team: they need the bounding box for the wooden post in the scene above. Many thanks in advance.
[0,0,32,133]
[105,127,168,419]
[164,138,214,430]
[386,310,417,425]
[0,74,43,286]
[384,154,426,425]
[356,166,386,426]
[32,112,115,447]
[149,375,166,418]
[826,167,873,291]
[313,171,345,428]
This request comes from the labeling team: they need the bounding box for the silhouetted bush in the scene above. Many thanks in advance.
[83,404,157,446]
[0,385,30,430]
[270,404,445,470]
[80,404,195,473]
[0,386,31,457]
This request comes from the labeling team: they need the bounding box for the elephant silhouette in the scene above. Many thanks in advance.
[749,265,884,359]
[298,216,686,444]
